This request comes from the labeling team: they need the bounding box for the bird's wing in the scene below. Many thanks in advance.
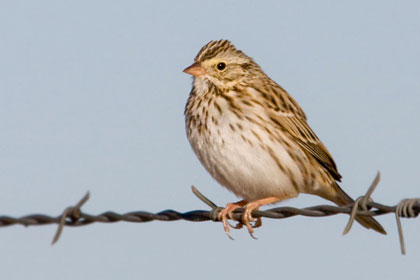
[269,111,342,181]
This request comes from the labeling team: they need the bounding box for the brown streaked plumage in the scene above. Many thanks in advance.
[184,39,386,238]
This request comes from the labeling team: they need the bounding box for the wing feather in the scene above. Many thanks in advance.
[247,82,341,181]
[269,111,342,181]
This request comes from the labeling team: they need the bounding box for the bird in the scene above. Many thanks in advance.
[183,39,386,238]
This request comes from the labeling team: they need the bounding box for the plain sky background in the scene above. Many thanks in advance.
[1,1,419,279]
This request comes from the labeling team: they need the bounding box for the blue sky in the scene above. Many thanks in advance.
[0,1,419,279]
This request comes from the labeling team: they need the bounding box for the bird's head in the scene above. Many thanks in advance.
[184,40,261,91]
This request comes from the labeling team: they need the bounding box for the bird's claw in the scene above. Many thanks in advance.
[218,204,240,239]
[218,201,248,239]
[242,206,262,239]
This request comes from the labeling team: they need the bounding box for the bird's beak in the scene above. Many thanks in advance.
[183,63,206,77]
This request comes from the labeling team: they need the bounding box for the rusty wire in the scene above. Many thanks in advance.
[0,172,418,254]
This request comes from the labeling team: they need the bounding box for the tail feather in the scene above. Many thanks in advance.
[354,215,386,235]
[321,183,386,235]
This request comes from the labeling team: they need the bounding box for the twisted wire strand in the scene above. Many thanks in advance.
[0,172,418,254]
[395,198,420,254]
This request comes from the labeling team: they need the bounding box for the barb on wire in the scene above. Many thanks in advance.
[0,174,419,255]
[342,171,381,235]
[52,191,90,245]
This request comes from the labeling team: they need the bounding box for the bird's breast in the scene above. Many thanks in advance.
[185,93,306,201]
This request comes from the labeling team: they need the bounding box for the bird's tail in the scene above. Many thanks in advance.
[321,183,386,235]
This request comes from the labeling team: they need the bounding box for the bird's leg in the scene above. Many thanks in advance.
[243,196,281,239]
[218,200,247,239]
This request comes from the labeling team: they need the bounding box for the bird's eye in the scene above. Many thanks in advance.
[216,62,226,71]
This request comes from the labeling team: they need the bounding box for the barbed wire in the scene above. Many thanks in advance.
[0,172,418,254]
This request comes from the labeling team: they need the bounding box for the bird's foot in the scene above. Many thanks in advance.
[242,197,281,239]
[218,200,247,239]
